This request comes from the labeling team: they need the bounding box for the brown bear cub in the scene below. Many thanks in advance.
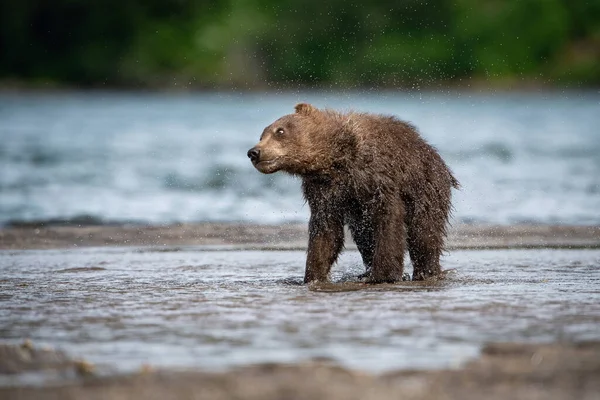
[248,103,459,284]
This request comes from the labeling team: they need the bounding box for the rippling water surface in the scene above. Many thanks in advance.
[1,91,599,225]
[1,248,599,373]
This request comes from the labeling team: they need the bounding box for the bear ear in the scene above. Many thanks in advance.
[294,103,318,116]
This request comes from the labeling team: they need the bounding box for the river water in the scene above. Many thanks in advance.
[1,247,599,374]
[1,91,599,226]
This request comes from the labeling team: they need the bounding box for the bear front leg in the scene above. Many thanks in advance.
[368,204,405,283]
[304,215,344,284]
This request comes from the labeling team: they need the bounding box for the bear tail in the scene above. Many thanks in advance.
[447,167,460,189]
[451,175,460,189]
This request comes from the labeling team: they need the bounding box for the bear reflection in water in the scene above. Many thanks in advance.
[248,103,459,284]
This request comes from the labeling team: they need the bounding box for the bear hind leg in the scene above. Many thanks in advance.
[406,212,446,281]
[348,218,375,278]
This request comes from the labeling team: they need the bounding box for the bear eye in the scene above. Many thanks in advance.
[276,127,285,135]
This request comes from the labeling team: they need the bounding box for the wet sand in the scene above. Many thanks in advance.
[1,223,599,250]
[1,341,599,400]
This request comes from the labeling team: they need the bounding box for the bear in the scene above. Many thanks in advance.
[247,103,459,284]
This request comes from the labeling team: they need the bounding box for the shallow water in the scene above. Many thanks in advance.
[1,91,599,225]
[1,247,599,374]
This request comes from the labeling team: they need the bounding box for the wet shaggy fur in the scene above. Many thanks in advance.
[248,103,459,283]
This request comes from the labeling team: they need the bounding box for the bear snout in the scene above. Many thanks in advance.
[247,147,261,163]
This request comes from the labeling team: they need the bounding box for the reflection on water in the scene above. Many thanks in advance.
[0,91,599,225]
[1,247,599,373]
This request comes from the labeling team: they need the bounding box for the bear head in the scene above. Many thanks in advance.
[247,103,347,176]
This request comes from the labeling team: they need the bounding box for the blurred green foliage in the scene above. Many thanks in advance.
[1,0,598,88]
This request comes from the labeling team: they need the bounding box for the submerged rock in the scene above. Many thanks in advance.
[0,341,92,376]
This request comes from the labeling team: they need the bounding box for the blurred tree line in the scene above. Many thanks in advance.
[1,0,598,88]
